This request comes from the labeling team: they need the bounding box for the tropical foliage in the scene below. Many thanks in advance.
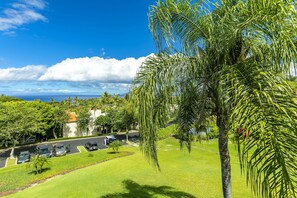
[51,104,69,139]
[133,0,297,197]
[77,107,92,135]
[156,124,177,140]
[0,94,22,103]
[27,155,51,174]
[109,140,122,153]
[0,102,43,158]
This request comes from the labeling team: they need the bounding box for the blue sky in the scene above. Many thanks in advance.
[0,0,156,96]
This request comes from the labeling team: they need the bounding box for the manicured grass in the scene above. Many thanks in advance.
[6,138,254,198]
[0,149,132,196]
[6,158,16,167]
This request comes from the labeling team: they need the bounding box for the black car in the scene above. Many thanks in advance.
[85,141,98,151]
[105,135,117,145]
[17,151,31,164]
[36,145,52,158]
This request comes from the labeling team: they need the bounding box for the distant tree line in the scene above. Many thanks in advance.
[0,92,137,157]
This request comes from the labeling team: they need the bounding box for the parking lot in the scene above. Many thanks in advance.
[0,132,138,168]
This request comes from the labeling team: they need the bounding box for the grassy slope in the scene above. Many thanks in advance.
[6,138,254,198]
[6,159,16,167]
[0,149,131,194]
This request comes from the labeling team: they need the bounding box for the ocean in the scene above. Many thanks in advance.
[14,95,101,102]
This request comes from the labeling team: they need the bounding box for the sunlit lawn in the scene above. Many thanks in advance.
[6,158,16,167]
[0,148,131,195]
[5,138,254,198]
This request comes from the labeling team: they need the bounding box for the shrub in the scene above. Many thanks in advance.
[208,125,219,139]
[109,140,122,153]
[27,155,51,174]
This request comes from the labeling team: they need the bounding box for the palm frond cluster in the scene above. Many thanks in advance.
[133,0,297,197]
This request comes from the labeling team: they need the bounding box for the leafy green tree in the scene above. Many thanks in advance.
[95,115,111,133]
[109,140,122,153]
[0,95,22,103]
[107,109,124,132]
[101,92,115,105]
[0,102,40,158]
[102,105,137,133]
[52,104,69,139]
[77,107,91,135]
[27,155,51,174]
[134,1,297,198]
[27,101,55,139]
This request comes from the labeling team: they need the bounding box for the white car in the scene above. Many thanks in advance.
[105,135,117,145]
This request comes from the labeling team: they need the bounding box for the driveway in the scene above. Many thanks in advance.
[0,132,139,168]
[0,149,10,168]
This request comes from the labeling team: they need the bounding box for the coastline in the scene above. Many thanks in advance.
[10,94,101,102]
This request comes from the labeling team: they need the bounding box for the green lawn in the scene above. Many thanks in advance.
[0,149,131,196]
[5,138,254,198]
[6,158,16,167]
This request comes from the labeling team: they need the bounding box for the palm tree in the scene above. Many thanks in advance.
[133,1,297,198]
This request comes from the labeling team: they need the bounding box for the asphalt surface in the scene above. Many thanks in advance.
[0,132,139,168]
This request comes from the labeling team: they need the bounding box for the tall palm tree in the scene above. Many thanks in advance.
[133,0,297,197]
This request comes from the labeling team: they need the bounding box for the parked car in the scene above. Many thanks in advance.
[36,145,52,158]
[53,143,69,156]
[17,151,31,164]
[105,135,117,145]
[85,141,98,151]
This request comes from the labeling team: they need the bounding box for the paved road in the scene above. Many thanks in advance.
[0,149,10,168]
[0,132,139,168]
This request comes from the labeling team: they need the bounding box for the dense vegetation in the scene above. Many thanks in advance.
[0,92,137,151]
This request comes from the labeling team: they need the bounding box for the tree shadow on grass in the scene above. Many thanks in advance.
[101,179,195,198]
[107,152,119,154]
[27,167,51,175]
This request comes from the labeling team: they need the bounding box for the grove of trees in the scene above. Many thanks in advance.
[0,92,137,157]
[0,101,47,158]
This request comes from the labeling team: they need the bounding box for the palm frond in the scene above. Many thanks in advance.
[149,0,210,54]
[133,52,210,168]
[222,63,297,197]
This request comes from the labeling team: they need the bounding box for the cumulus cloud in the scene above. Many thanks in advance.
[39,55,151,83]
[0,65,47,80]
[0,55,151,95]
[0,0,47,32]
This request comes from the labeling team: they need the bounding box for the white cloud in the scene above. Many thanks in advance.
[0,55,152,95]
[0,55,150,83]
[23,0,46,9]
[0,65,47,80]
[0,0,47,32]
[39,55,151,83]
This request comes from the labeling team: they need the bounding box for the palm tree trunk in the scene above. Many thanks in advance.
[53,127,57,139]
[217,114,232,198]
[10,142,16,159]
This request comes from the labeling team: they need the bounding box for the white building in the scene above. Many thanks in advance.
[63,109,105,137]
